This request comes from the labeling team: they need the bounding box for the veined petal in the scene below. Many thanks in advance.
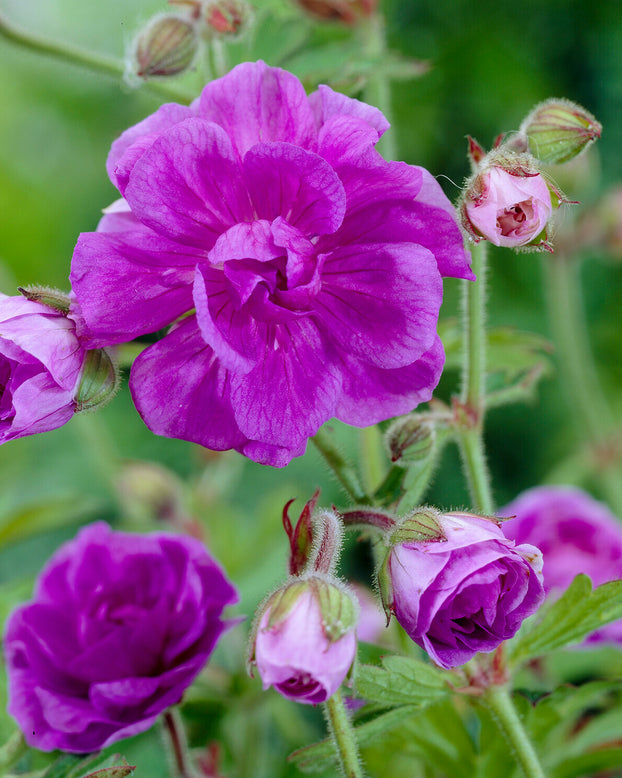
[309,84,389,137]
[230,318,341,449]
[107,103,195,195]
[315,242,442,369]
[70,228,197,347]
[198,61,317,158]
[124,119,252,248]
[334,336,445,426]
[244,142,346,236]
[130,317,246,452]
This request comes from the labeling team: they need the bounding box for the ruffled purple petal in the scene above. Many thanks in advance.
[309,84,389,137]
[315,242,442,369]
[198,61,317,157]
[334,336,445,426]
[107,102,196,195]
[124,118,252,248]
[70,227,197,347]
[243,142,346,236]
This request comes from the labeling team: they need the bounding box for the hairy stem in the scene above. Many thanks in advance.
[483,685,545,778]
[457,241,495,514]
[360,13,397,161]
[324,691,365,778]
[162,710,197,778]
[312,428,372,505]
[0,11,194,103]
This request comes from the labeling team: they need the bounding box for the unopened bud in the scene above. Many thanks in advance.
[17,286,70,315]
[203,0,250,36]
[293,0,376,25]
[75,348,120,413]
[116,461,185,522]
[385,415,435,463]
[520,99,602,165]
[133,14,198,78]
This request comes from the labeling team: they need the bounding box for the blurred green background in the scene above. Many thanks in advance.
[1,0,622,775]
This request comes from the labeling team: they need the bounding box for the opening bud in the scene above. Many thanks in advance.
[249,576,358,704]
[385,415,436,463]
[459,151,559,251]
[75,348,120,413]
[520,98,602,165]
[133,13,198,78]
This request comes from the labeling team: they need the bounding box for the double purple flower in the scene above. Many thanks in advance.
[4,522,238,753]
[70,61,473,466]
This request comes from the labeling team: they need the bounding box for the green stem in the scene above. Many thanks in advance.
[457,241,495,514]
[543,254,622,513]
[0,11,194,103]
[324,691,365,778]
[162,710,198,778]
[483,685,545,778]
[360,13,396,161]
[312,428,372,505]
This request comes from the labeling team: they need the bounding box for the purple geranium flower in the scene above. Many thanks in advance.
[70,61,473,466]
[382,512,545,668]
[501,485,622,644]
[0,293,87,443]
[4,522,238,753]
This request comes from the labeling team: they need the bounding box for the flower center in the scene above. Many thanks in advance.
[496,199,536,238]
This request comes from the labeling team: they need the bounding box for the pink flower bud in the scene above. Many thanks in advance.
[462,166,554,249]
[293,0,377,25]
[251,578,357,704]
[133,13,198,79]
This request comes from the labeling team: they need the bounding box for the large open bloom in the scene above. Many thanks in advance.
[70,61,473,466]
[501,485,622,644]
[4,522,238,752]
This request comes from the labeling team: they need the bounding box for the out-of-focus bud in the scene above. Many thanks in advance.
[116,461,185,523]
[203,0,250,35]
[133,13,198,78]
[249,576,358,704]
[459,152,559,251]
[385,415,435,463]
[75,347,120,412]
[293,0,376,25]
[520,98,602,165]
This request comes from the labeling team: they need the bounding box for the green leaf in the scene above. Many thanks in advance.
[508,575,622,666]
[355,655,452,707]
[550,747,622,778]
[0,495,100,548]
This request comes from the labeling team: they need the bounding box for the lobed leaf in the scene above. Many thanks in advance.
[355,655,452,707]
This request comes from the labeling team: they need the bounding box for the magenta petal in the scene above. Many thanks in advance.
[130,316,246,451]
[124,118,252,248]
[335,336,445,426]
[244,142,346,236]
[229,318,341,448]
[316,242,442,368]
[70,228,197,347]
[107,103,196,195]
[316,114,383,171]
[309,84,389,137]
[198,61,317,157]
[193,265,264,372]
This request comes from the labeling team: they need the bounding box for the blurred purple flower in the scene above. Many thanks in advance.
[252,580,357,704]
[4,522,238,753]
[385,512,544,668]
[70,61,473,467]
[501,485,622,644]
[0,293,86,443]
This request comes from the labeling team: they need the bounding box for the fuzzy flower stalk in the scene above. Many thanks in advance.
[70,60,473,467]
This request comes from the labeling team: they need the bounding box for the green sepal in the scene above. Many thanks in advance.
[17,285,70,314]
[376,550,393,623]
[389,509,445,546]
[75,348,120,413]
[265,580,309,631]
[310,577,357,643]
